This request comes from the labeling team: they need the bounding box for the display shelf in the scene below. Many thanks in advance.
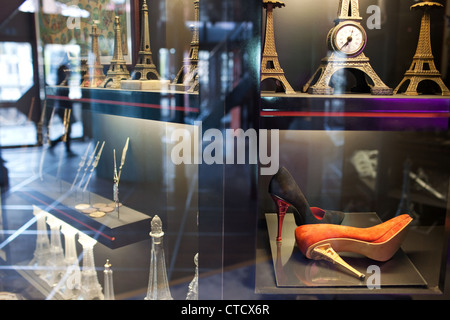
[260,92,450,131]
[13,262,64,300]
[255,212,446,296]
[17,174,152,249]
[45,85,200,125]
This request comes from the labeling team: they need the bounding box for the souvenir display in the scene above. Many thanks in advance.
[1,0,449,302]
[303,0,392,95]
[394,1,450,95]
[260,0,295,94]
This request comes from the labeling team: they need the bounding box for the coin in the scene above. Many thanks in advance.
[75,203,91,211]
[89,211,106,218]
[81,207,98,214]
[100,206,114,213]
[92,203,107,208]
[108,202,122,207]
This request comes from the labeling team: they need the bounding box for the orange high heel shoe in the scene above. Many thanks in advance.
[295,214,413,279]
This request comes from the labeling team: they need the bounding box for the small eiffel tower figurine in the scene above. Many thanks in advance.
[172,0,200,92]
[101,16,130,89]
[261,0,295,94]
[43,215,66,287]
[59,223,81,299]
[78,234,104,300]
[29,206,51,277]
[303,0,392,95]
[394,1,450,96]
[132,0,160,81]
[82,23,105,88]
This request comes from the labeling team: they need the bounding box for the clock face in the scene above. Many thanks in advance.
[333,24,366,56]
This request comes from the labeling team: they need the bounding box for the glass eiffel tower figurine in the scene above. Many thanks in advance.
[186,253,198,300]
[59,223,81,299]
[145,215,173,300]
[103,259,115,300]
[30,206,51,277]
[43,215,66,287]
[78,234,104,300]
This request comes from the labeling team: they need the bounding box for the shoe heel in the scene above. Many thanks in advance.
[311,243,366,280]
[272,196,290,242]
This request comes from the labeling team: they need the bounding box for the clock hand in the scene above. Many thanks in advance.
[340,35,353,51]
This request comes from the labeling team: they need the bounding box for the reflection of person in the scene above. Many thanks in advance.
[49,64,74,155]
[0,148,9,192]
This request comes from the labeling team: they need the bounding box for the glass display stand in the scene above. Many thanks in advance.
[259,212,428,292]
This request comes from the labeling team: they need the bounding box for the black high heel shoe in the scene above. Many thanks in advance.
[269,166,345,242]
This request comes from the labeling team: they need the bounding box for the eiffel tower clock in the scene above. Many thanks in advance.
[394,1,450,96]
[303,0,392,95]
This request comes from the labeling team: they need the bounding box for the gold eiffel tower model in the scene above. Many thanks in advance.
[122,0,170,91]
[172,0,200,92]
[394,1,450,96]
[133,0,160,81]
[82,23,105,88]
[303,0,392,95]
[261,0,295,94]
[101,16,130,89]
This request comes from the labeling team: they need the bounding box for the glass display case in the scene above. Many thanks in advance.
[256,0,450,298]
[0,0,449,302]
